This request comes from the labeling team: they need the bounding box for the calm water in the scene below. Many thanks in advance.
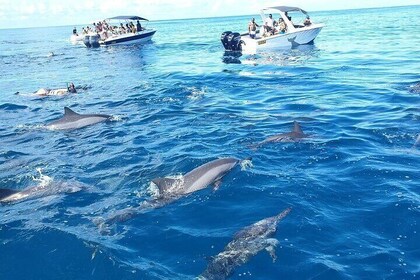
[1,6,419,280]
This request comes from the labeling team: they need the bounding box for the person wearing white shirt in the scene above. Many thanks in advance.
[264,14,276,35]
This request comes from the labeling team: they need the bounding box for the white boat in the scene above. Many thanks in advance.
[221,6,324,54]
[71,16,156,48]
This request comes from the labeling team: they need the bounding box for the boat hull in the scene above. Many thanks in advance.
[101,30,156,46]
[70,34,84,44]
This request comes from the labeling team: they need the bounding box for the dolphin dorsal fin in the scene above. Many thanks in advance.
[64,107,79,116]
[152,177,180,194]
[0,188,19,200]
[293,121,303,134]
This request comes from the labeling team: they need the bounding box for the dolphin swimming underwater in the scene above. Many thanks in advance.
[46,107,111,130]
[199,207,292,280]
[252,121,307,149]
[96,157,251,230]
[0,181,83,204]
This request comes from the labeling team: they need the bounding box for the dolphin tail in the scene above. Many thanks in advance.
[0,189,19,201]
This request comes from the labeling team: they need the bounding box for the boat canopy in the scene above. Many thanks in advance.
[263,6,308,15]
[106,16,149,21]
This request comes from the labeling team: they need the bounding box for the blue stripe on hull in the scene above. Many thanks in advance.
[102,31,156,45]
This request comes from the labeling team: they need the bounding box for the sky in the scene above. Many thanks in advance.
[0,0,419,29]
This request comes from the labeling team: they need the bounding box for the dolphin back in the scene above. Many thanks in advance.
[48,107,111,130]
[0,188,19,201]
[63,107,111,119]
[182,158,239,193]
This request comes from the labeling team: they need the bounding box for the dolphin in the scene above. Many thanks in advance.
[95,157,251,232]
[199,207,292,280]
[0,181,83,204]
[46,107,111,130]
[252,121,307,149]
[152,157,248,198]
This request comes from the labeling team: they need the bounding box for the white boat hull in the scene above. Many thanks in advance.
[76,29,156,48]
[70,34,84,44]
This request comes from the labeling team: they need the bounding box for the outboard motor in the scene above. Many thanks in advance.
[83,35,91,48]
[220,31,232,49]
[89,34,100,48]
[226,32,242,52]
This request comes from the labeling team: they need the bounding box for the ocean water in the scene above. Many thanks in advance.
[0,5,419,280]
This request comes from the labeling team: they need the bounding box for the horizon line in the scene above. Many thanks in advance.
[0,4,417,31]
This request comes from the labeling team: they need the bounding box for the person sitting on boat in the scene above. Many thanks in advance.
[125,23,132,33]
[277,18,287,33]
[119,23,126,34]
[304,16,312,26]
[130,22,136,33]
[248,18,259,39]
[264,14,276,36]
[136,20,142,32]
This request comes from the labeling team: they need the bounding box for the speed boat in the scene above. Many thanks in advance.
[221,6,324,54]
[71,16,156,48]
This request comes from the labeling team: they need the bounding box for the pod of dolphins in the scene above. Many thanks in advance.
[2,103,418,279]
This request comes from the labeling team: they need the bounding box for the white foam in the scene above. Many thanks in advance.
[187,86,207,100]
[31,168,53,187]
[240,159,253,171]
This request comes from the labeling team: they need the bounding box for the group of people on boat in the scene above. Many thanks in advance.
[248,13,312,39]
[75,20,144,41]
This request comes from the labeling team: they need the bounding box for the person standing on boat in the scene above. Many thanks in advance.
[248,18,259,39]
[72,27,78,35]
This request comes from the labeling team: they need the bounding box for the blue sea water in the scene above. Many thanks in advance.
[0,5,419,280]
